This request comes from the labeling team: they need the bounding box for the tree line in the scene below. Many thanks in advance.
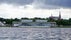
[0,17,71,26]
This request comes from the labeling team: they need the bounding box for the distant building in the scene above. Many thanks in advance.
[49,11,61,20]
[35,19,48,22]
[21,19,33,23]
[12,21,21,27]
[13,19,56,27]
[0,21,5,26]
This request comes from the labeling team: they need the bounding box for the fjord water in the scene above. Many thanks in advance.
[0,27,70,40]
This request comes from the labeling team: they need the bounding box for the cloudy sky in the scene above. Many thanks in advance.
[0,0,70,19]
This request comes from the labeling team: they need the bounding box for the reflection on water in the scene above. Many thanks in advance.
[0,27,70,40]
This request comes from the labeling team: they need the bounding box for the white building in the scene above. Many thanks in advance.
[0,21,5,26]
[35,19,48,22]
[13,21,21,27]
[21,19,33,23]
[13,19,56,27]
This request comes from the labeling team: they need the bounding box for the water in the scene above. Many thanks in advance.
[0,27,70,40]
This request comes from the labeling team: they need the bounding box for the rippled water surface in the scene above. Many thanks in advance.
[0,27,70,40]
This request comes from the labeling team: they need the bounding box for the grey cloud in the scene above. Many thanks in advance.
[0,0,71,9]
[33,0,60,9]
[33,0,71,9]
[0,0,33,5]
[45,0,71,8]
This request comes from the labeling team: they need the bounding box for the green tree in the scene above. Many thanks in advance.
[21,17,29,19]
[14,18,20,21]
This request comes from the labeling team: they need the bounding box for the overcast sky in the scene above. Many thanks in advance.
[0,0,70,19]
